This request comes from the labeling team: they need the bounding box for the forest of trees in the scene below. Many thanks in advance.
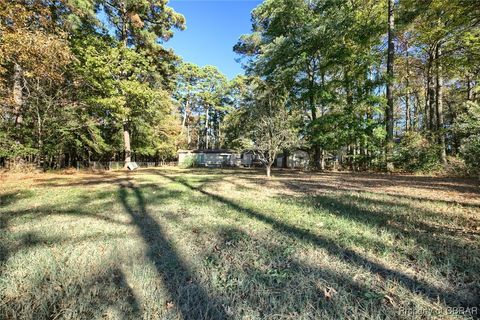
[1,0,479,175]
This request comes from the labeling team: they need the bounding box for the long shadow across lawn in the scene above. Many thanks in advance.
[1,192,142,318]
[275,177,480,208]
[0,192,132,269]
[303,194,479,304]
[208,225,403,318]
[118,179,227,320]
[0,191,35,268]
[155,171,477,310]
[0,220,8,268]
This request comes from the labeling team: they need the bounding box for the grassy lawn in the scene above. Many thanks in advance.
[0,168,479,319]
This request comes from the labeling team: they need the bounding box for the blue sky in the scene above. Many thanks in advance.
[164,0,262,79]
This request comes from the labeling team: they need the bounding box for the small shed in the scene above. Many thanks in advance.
[178,149,241,167]
[239,151,257,167]
[276,150,310,169]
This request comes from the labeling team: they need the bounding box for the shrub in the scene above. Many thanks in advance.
[444,156,467,177]
[394,132,440,172]
[179,155,199,168]
[460,134,480,177]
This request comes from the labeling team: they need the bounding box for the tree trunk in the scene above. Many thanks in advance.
[123,121,131,167]
[425,75,430,130]
[466,75,472,101]
[428,49,436,134]
[405,77,410,132]
[435,44,447,165]
[405,43,410,131]
[429,82,436,132]
[344,68,354,172]
[386,0,395,171]
[34,105,44,169]
[320,149,325,170]
[352,144,358,171]
[266,163,272,178]
[282,150,289,168]
[449,101,460,155]
[181,99,189,129]
[425,52,436,133]
[217,114,222,149]
[13,63,23,125]
[405,92,410,132]
[37,131,43,167]
[413,91,420,130]
[314,146,322,169]
[205,108,209,149]
[12,62,25,166]
[119,2,131,168]
[309,70,322,170]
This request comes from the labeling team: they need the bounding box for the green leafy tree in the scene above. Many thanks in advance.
[224,79,300,177]
[174,63,230,150]
[98,0,184,166]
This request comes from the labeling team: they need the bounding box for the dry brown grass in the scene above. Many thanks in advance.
[1,168,479,319]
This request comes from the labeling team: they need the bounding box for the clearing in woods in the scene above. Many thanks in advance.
[0,168,479,319]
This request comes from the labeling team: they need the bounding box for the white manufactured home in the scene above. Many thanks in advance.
[178,149,241,167]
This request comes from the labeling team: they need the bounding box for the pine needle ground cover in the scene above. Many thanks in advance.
[1,168,479,319]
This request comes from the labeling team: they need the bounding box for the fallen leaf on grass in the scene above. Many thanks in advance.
[384,294,395,306]
[323,287,338,300]
[166,301,174,309]
[223,304,234,316]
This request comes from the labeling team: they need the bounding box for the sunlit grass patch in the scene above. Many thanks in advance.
[1,168,479,319]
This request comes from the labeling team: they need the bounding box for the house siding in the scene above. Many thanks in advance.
[178,150,241,167]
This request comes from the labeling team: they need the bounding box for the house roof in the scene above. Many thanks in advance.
[178,149,236,154]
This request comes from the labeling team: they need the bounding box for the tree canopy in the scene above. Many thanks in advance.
[0,0,479,176]
[229,0,480,175]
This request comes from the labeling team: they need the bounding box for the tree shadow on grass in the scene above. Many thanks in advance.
[284,171,480,195]
[2,206,132,228]
[232,169,480,208]
[0,242,7,272]
[307,193,479,241]
[117,179,228,319]
[204,225,397,318]
[1,265,142,319]
[0,190,37,268]
[0,221,8,268]
[34,176,129,188]
[300,194,480,304]
[0,192,143,318]
[0,198,134,269]
[0,191,34,207]
[156,172,478,311]
[276,177,480,209]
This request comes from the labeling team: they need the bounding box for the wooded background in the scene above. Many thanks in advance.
[1,0,479,174]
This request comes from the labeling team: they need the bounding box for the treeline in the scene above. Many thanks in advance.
[225,0,480,174]
[175,63,246,151]
[0,0,185,169]
[1,0,479,175]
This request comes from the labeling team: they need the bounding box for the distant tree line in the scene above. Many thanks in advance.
[1,0,479,176]
[226,0,480,175]
[0,0,184,169]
